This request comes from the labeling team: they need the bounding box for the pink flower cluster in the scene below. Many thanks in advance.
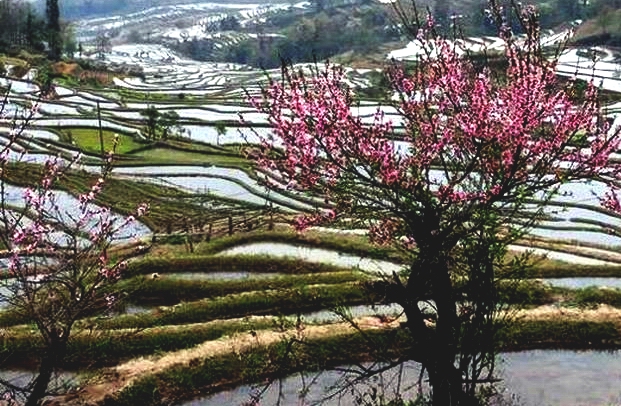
[293,209,336,232]
[601,188,621,213]
[252,9,619,247]
[369,218,401,246]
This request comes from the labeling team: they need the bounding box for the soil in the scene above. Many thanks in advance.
[42,316,399,406]
[42,304,621,405]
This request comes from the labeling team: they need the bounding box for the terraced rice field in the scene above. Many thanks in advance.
[5,23,621,403]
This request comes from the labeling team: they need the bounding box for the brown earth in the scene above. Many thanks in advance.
[43,316,399,406]
[52,62,82,76]
[43,304,621,406]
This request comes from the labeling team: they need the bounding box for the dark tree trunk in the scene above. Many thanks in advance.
[429,269,463,405]
[403,252,477,406]
[25,338,66,406]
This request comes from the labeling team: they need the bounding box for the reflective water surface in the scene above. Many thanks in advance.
[183,350,621,406]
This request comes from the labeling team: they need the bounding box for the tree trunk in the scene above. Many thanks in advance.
[25,338,66,406]
[404,253,471,406]
[429,259,461,405]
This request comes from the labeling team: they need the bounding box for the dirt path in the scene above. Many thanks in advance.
[517,303,621,322]
[45,304,621,405]
[45,316,398,406]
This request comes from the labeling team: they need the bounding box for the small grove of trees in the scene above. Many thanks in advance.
[250,4,620,405]
[0,0,47,53]
[217,15,241,32]
[0,0,77,61]
[62,23,78,59]
[0,97,148,404]
[140,106,183,141]
[277,7,399,61]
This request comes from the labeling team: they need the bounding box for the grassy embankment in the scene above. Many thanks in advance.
[2,227,621,404]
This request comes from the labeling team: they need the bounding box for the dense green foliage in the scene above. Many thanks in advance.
[0,0,77,61]
[0,0,47,53]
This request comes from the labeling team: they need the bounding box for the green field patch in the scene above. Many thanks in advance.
[571,286,621,307]
[499,319,621,351]
[131,147,249,167]
[495,279,556,306]
[61,127,145,154]
[527,262,621,278]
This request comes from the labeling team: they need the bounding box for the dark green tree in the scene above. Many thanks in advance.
[46,0,62,60]
[159,111,182,140]
[35,63,54,95]
[140,105,160,140]
[312,0,326,13]
[215,121,227,145]
[26,8,38,49]
[95,33,111,59]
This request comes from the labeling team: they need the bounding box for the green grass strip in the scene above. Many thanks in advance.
[126,255,356,277]
[499,319,621,351]
[122,271,366,305]
[527,263,621,278]
[0,317,294,369]
[94,283,370,330]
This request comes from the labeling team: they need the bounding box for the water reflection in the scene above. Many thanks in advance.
[544,277,621,290]
[219,242,405,275]
[0,370,78,399]
[184,350,621,406]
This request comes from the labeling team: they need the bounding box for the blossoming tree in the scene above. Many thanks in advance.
[251,7,620,405]
[0,103,147,405]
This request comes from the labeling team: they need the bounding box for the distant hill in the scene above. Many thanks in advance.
[31,0,275,20]
[60,0,621,70]
[53,0,608,29]
[573,5,621,47]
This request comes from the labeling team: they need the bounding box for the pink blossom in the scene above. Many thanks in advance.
[250,18,618,249]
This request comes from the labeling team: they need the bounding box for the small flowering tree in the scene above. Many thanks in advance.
[0,105,148,405]
[251,6,620,406]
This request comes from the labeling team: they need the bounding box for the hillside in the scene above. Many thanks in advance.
[65,0,620,70]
